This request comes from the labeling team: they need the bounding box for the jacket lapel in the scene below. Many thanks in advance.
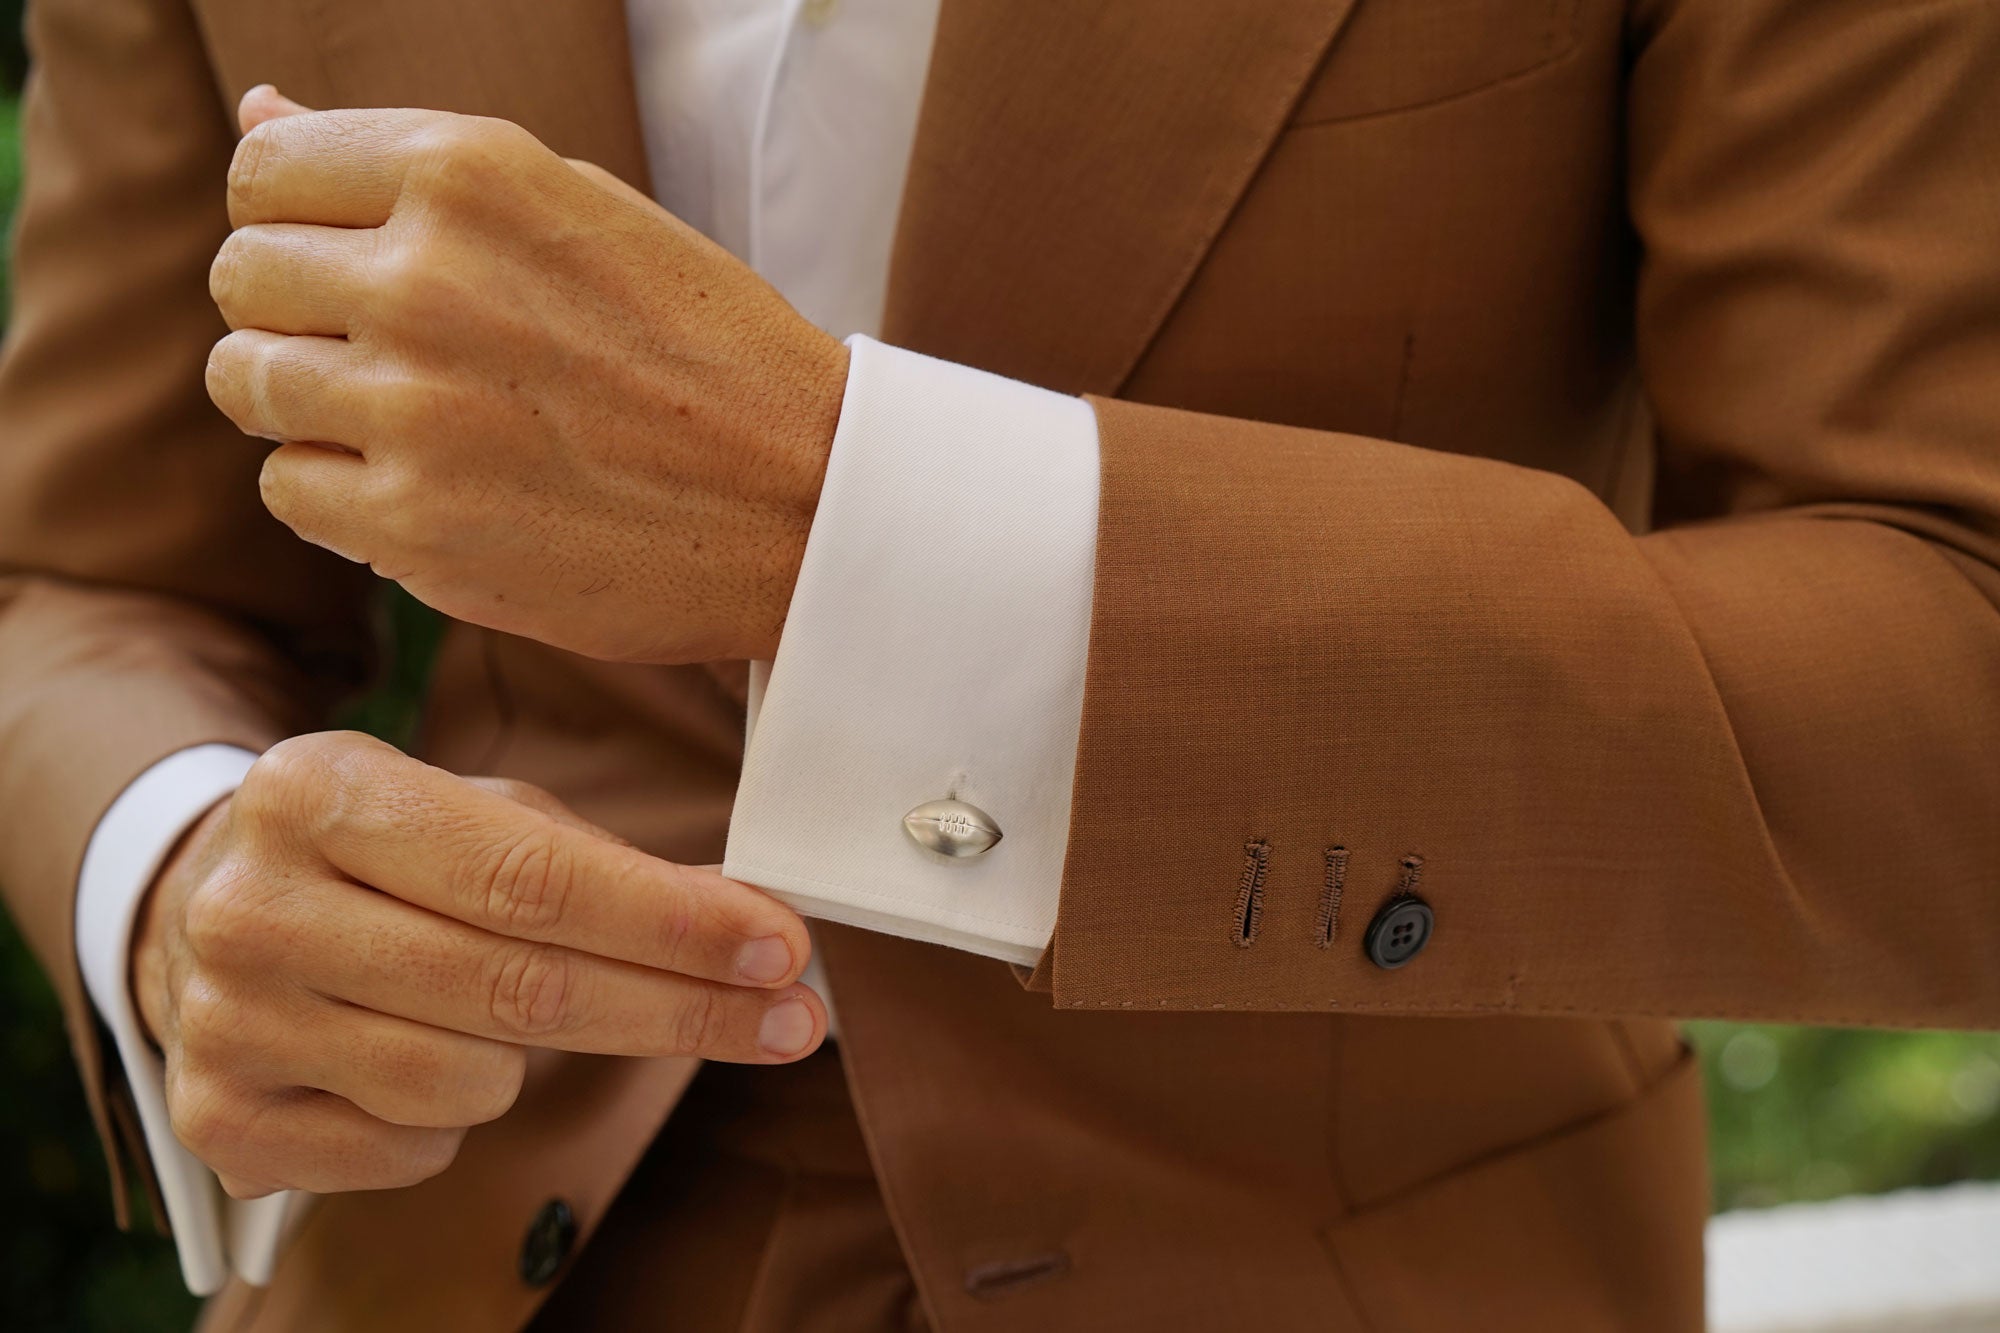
[298,0,652,192]
[882,0,1360,396]
[297,0,1353,396]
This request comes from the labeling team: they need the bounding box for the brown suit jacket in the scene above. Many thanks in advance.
[4,0,1997,1328]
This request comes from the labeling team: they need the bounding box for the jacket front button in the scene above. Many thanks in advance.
[518,1198,578,1287]
[1363,898,1433,970]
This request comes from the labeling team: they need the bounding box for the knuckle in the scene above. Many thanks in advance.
[408,117,514,199]
[667,985,726,1057]
[227,124,276,217]
[375,1032,449,1102]
[204,339,230,398]
[362,459,438,556]
[249,731,391,842]
[380,1037,523,1126]
[257,449,297,521]
[375,249,465,327]
[209,233,248,314]
[459,1044,528,1124]
[167,1071,244,1161]
[316,728,398,789]
[205,331,252,420]
[244,342,288,429]
[296,1124,461,1194]
[172,978,240,1048]
[478,829,572,936]
[454,115,533,158]
[367,239,420,296]
[655,899,698,967]
[369,1041,478,1127]
[180,870,264,961]
[237,736,325,821]
[414,116,480,162]
[485,944,576,1039]
[369,368,431,436]
[233,750,294,823]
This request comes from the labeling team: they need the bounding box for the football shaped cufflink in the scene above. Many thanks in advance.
[903,798,1003,858]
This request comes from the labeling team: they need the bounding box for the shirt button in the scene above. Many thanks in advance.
[800,0,838,26]
[1363,898,1434,970]
[518,1198,578,1287]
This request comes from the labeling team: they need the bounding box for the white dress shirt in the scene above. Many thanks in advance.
[75,0,1100,1294]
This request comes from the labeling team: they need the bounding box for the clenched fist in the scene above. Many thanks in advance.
[131,731,824,1199]
[205,86,848,664]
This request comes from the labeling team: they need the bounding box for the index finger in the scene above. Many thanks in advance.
[228,106,443,229]
[295,750,811,989]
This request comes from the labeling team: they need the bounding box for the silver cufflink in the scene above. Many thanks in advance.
[903,798,1002,858]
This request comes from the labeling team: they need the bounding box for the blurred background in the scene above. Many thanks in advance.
[0,8,1996,1330]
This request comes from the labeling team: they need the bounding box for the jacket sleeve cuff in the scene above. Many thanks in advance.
[75,743,296,1293]
[724,335,1099,967]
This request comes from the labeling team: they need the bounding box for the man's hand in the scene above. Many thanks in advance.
[130,731,825,1199]
[205,86,849,664]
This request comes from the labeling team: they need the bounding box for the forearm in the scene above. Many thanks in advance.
[1040,398,2000,1027]
[828,0,2000,1029]
[722,340,1997,1028]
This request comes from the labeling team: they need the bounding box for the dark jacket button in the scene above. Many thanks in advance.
[1363,897,1433,970]
[518,1198,578,1287]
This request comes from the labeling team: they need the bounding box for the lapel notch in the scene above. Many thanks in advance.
[882,0,1361,397]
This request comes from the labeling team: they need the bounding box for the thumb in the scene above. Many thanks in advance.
[238,83,314,135]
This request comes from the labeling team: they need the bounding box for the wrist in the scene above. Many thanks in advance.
[741,334,848,660]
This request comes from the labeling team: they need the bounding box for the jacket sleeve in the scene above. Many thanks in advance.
[1042,0,2000,1028]
[0,0,372,1224]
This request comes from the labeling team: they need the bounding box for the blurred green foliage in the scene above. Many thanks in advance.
[1695,1023,2000,1210]
[1,29,1998,1333]
[0,89,14,309]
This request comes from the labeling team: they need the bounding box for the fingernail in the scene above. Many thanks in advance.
[758,997,815,1057]
[735,935,793,984]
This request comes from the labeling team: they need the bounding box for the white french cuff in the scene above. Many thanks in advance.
[725,335,1099,967]
[75,743,297,1295]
